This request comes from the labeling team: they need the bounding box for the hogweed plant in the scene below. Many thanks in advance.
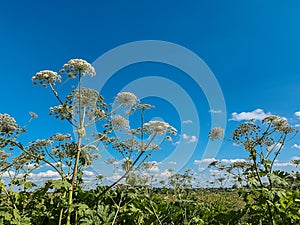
[101,106,177,193]
[0,59,176,225]
[210,116,300,224]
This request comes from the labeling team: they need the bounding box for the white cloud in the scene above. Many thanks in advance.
[267,143,283,151]
[147,162,160,172]
[273,162,292,167]
[83,170,95,177]
[194,158,246,165]
[172,141,180,145]
[168,161,177,165]
[2,171,16,178]
[189,136,198,143]
[209,109,222,114]
[149,166,160,173]
[182,120,193,124]
[107,173,122,182]
[182,133,189,139]
[294,124,300,128]
[230,108,272,121]
[29,170,60,181]
[291,156,300,161]
[194,158,216,165]
[157,169,172,179]
[292,144,300,149]
[198,167,206,172]
[209,169,222,175]
[233,143,241,147]
[220,158,246,164]
[27,163,38,169]
[295,111,300,118]
[182,133,198,143]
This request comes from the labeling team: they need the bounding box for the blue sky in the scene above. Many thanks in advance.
[1,1,300,184]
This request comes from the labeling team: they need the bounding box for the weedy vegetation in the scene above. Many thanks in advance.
[0,59,299,224]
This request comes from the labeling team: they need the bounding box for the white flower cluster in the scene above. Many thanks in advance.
[112,115,129,130]
[33,139,53,147]
[114,92,139,107]
[61,59,96,78]
[262,116,293,134]
[209,127,224,141]
[49,104,73,120]
[147,142,160,150]
[0,150,10,160]
[32,70,61,87]
[88,108,105,120]
[50,133,72,141]
[144,120,177,135]
[73,88,99,108]
[0,113,22,136]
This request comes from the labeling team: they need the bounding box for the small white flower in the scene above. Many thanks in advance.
[50,133,72,141]
[32,70,61,87]
[0,113,22,136]
[34,139,53,147]
[112,115,129,130]
[144,120,176,135]
[61,59,96,78]
[209,127,224,141]
[88,108,105,120]
[114,92,139,107]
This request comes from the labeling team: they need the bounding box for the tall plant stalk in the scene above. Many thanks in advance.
[66,73,83,225]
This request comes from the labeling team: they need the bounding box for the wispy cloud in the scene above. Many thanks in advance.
[83,170,95,177]
[28,170,61,182]
[292,144,300,150]
[194,158,246,165]
[295,111,300,118]
[209,109,222,114]
[155,169,172,179]
[230,108,272,121]
[233,143,241,147]
[273,162,292,167]
[291,156,300,161]
[267,143,284,151]
[220,159,246,164]
[182,120,193,124]
[194,158,216,165]
[182,133,198,143]
[173,141,180,145]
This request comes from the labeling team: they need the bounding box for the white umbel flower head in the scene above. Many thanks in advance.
[0,113,22,136]
[262,116,293,134]
[61,59,96,78]
[114,92,139,107]
[144,120,177,135]
[111,115,129,130]
[32,70,61,87]
[209,127,224,141]
[73,88,99,108]
[33,139,53,147]
[50,133,72,141]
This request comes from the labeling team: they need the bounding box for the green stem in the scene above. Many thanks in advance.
[99,133,157,196]
[13,141,64,178]
[58,191,66,225]
[49,83,77,127]
[66,73,84,225]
